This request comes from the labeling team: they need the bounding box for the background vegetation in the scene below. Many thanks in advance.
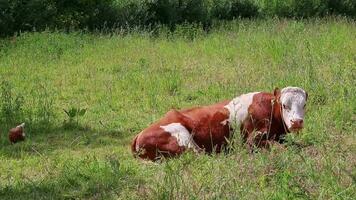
[1,0,356,37]
[0,18,355,199]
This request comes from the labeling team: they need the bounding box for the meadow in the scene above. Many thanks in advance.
[0,18,355,199]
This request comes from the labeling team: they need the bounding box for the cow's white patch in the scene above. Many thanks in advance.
[280,87,307,131]
[17,123,25,137]
[160,123,197,149]
[17,123,25,129]
[224,92,259,126]
[135,132,143,152]
[220,119,229,126]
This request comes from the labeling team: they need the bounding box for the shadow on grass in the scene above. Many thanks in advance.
[0,153,143,199]
[0,121,137,159]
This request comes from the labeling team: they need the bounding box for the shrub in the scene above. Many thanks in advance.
[0,0,355,37]
[11,0,57,32]
[0,0,14,37]
[211,0,259,19]
[259,0,356,18]
[147,0,210,28]
[55,0,118,30]
[327,0,356,17]
[293,0,328,17]
[0,0,118,36]
[114,1,153,29]
[230,0,259,18]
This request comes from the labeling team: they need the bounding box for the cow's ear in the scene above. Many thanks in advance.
[305,91,308,101]
[273,87,280,97]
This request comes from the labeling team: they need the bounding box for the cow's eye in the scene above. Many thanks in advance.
[283,104,289,110]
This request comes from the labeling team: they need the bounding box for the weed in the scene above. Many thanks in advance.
[63,107,87,129]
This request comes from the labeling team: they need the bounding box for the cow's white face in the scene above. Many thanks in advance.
[18,123,25,137]
[280,87,307,132]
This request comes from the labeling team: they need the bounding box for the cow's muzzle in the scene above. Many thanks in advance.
[289,119,304,132]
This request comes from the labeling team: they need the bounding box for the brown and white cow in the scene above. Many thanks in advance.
[9,123,26,144]
[131,87,308,160]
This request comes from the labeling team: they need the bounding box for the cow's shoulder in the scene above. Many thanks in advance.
[248,92,275,120]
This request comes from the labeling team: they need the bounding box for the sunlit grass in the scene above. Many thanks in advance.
[0,18,355,199]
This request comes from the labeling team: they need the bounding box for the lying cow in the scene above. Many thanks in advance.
[9,123,26,144]
[131,87,308,160]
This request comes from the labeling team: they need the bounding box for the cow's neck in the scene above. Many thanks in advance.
[224,92,259,128]
[272,97,289,135]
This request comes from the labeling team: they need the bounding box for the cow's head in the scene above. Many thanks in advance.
[18,123,25,137]
[275,87,308,132]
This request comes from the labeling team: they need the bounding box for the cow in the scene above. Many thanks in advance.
[131,87,308,160]
[9,123,26,144]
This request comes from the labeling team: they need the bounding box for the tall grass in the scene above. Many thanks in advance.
[0,18,355,199]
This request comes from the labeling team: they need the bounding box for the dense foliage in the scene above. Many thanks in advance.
[1,0,355,36]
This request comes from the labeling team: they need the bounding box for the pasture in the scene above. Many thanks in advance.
[0,18,355,199]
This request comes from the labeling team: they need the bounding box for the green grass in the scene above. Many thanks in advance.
[0,18,355,199]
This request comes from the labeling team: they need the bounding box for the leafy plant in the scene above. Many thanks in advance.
[63,107,87,129]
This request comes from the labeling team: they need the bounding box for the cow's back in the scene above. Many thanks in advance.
[179,100,231,152]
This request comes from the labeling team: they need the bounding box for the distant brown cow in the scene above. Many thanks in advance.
[9,123,26,143]
[132,87,308,160]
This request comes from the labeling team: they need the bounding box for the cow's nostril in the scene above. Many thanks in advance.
[291,119,303,126]
[295,119,303,125]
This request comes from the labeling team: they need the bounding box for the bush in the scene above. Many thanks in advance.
[0,0,14,37]
[211,0,259,19]
[55,0,118,30]
[292,0,328,17]
[13,0,57,33]
[0,0,118,36]
[114,1,152,29]
[259,0,356,18]
[0,0,355,37]
[327,0,356,17]
[147,0,210,28]
[260,0,291,17]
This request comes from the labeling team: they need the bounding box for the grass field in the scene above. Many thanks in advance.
[0,18,355,199]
